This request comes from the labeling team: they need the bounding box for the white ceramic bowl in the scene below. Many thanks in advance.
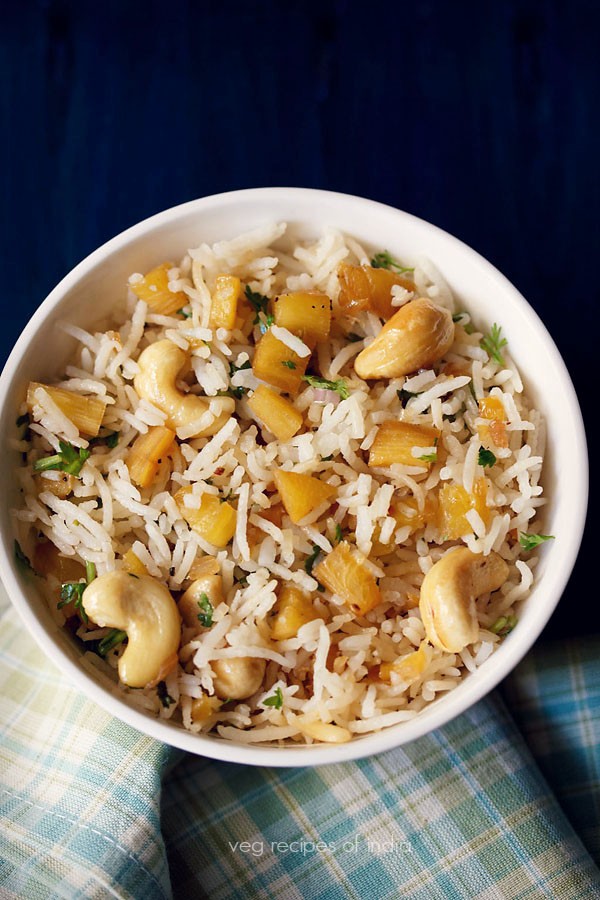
[0,188,588,766]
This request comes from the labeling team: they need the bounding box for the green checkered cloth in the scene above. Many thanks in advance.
[1,583,599,900]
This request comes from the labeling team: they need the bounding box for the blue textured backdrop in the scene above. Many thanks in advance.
[1,0,596,635]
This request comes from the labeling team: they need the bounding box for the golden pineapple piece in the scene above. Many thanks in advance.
[129,262,187,316]
[313,541,381,617]
[187,554,221,581]
[247,385,303,442]
[190,693,222,724]
[379,642,430,684]
[34,471,74,498]
[368,421,440,468]
[338,262,414,319]
[210,274,241,330]
[437,478,490,540]
[122,548,148,577]
[272,291,331,347]
[479,396,505,421]
[175,487,236,547]
[33,542,85,583]
[391,493,438,533]
[354,298,455,380]
[270,585,320,640]
[27,382,107,437]
[273,470,336,524]
[252,330,309,394]
[127,426,175,488]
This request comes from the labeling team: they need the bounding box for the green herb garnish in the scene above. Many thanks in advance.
[370,251,414,274]
[480,323,508,366]
[58,582,88,624]
[263,686,283,709]
[303,375,350,400]
[197,592,214,627]
[217,386,249,400]
[85,561,96,583]
[334,523,343,544]
[478,447,497,468]
[281,360,297,370]
[346,332,364,343]
[304,545,321,576]
[97,629,127,656]
[259,313,274,334]
[157,680,175,708]
[321,454,334,461]
[397,389,419,407]
[14,540,34,572]
[229,359,252,376]
[519,532,555,551]
[418,452,437,462]
[177,307,192,318]
[245,285,270,324]
[33,441,90,476]
[490,615,517,636]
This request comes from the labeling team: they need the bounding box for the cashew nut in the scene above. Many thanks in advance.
[419,547,509,653]
[211,657,266,700]
[134,340,234,437]
[354,297,454,379]
[82,570,181,688]
[179,574,224,630]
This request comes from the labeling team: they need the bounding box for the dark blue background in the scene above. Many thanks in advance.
[1,0,596,635]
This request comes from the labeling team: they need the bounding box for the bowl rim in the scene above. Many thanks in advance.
[0,187,589,766]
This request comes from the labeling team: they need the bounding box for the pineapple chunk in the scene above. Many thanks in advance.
[127,426,175,488]
[379,642,430,684]
[187,554,221,581]
[210,274,241,330]
[368,421,440,468]
[314,541,381,616]
[175,487,236,547]
[273,470,336,524]
[478,396,508,449]
[252,330,309,394]
[338,263,414,319]
[270,585,319,640]
[190,692,221,724]
[129,262,187,316]
[122,548,148,577]
[247,385,303,442]
[391,493,438,534]
[34,471,74,499]
[33,541,85,582]
[272,292,331,347]
[437,478,490,540]
[479,396,505,421]
[27,382,106,437]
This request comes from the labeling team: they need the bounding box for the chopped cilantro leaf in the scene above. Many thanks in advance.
[304,545,321,576]
[197,592,214,627]
[303,375,349,400]
[490,615,517,636]
[370,251,414,274]
[478,447,497,468]
[98,629,127,656]
[418,452,437,462]
[321,454,334,461]
[58,581,89,623]
[85,561,96,583]
[480,323,508,366]
[14,540,34,571]
[33,441,90,476]
[157,679,175,708]
[334,523,343,544]
[397,389,419,407]
[217,385,248,400]
[259,313,274,334]
[281,360,296,370]
[346,332,363,343]
[263,686,283,709]
[229,359,252,376]
[519,532,555,551]
[177,307,192,318]
[244,285,270,324]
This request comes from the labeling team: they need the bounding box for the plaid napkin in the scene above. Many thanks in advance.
[1,582,599,900]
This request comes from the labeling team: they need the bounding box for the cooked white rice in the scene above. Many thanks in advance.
[12,222,549,745]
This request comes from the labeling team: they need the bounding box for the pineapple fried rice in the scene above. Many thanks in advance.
[12,222,551,745]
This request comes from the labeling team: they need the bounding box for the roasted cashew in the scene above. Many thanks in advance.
[419,547,509,653]
[212,657,266,700]
[179,574,224,630]
[82,570,181,688]
[354,297,454,379]
[134,340,234,437]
